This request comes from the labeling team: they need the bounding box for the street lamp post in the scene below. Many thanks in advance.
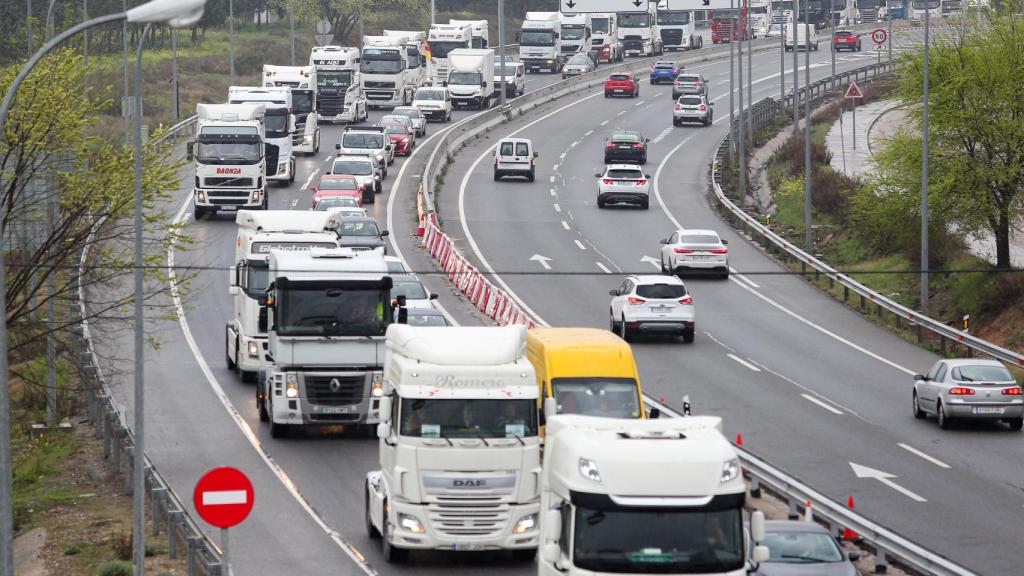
[729,0,736,161]
[746,0,752,155]
[830,0,835,88]
[0,5,208,576]
[229,0,235,84]
[792,0,799,134]
[289,0,295,65]
[738,2,746,198]
[27,0,34,53]
[921,2,930,313]
[804,0,812,251]
[498,0,507,107]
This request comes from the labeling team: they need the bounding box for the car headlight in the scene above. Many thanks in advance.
[721,458,740,484]
[579,457,602,483]
[399,514,425,534]
[376,153,384,161]
[285,373,299,398]
[247,341,259,357]
[513,514,537,534]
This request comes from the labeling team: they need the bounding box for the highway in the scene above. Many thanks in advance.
[88,26,1015,576]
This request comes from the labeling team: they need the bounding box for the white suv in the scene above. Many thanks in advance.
[493,138,538,182]
[412,87,453,122]
[659,228,729,278]
[596,164,651,209]
[336,126,392,168]
[609,275,695,343]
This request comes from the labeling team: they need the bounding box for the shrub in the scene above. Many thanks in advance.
[111,531,132,561]
[96,560,133,576]
[811,167,858,216]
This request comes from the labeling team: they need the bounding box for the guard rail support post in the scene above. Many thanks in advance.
[828,276,834,289]
[123,444,133,494]
[187,536,200,576]
[941,335,946,354]
[750,477,762,498]
[787,498,799,520]
[104,411,115,459]
[843,285,849,302]
[152,486,166,536]
[168,510,183,558]
[875,548,889,573]
[917,323,923,343]
[896,314,901,330]
[860,294,866,310]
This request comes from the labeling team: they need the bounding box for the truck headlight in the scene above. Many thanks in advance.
[578,458,602,484]
[285,373,299,398]
[278,162,288,173]
[399,514,425,534]
[252,189,261,202]
[247,341,259,357]
[721,458,740,484]
[371,373,383,397]
[196,191,206,203]
[512,513,537,534]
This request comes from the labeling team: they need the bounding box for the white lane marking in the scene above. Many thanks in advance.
[530,253,553,270]
[300,167,320,191]
[569,141,579,148]
[748,359,874,425]
[616,110,626,116]
[552,163,559,171]
[203,490,248,506]
[635,100,646,106]
[550,188,556,196]
[550,175,556,183]
[727,353,762,372]
[323,154,333,162]
[652,126,673,144]
[167,197,379,576]
[584,129,594,136]
[898,443,951,469]
[600,119,610,125]
[574,239,587,250]
[640,255,661,269]
[704,331,738,353]
[801,393,844,415]
[596,262,612,274]
[290,198,299,208]
[559,151,567,160]
[730,267,760,288]
[561,220,570,230]
[553,203,561,213]
[850,462,928,502]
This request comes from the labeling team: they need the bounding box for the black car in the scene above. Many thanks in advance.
[336,216,389,253]
[603,130,649,164]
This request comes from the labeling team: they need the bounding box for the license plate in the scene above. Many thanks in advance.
[692,255,711,261]
[317,405,354,414]
[651,305,674,312]
[614,89,623,93]
[973,407,1004,414]
[452,543,486,551]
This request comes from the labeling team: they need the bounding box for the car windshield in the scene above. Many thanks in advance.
[495,64,518,75]
[407,313,448,327]
[399,398,538,438]
[391,279,428,300]
[680,234,720,244]
[562,25,586,40]
[263,113,288,137]
[655,63,677,69]
[314,197,360,209]
[291,91,313,114]
[572,503,745,573]
[834,31,854,37]
[519,31,557,46]
[381,116,409,126]
[318,178,357,190]
[449,71,482,85]
[394,108,422,119]
[339,221,380,237]
[568,54,591,64]
[607,169,643,179]
[275,284,389,336]
[361,54,404,74]
[552,378,642,418]
[427,40,467,59]
[952,365,1015,382]
[331,160,371,175]
[383,124,407,135]
[611,133,639,142]
[415,89,446,100]
[592,18,610,34]
[680,97,703,105]
[657,11,692,25]
[763,530,844,563]
[678,76,700,82]
[618,13,650,27]
[342,133,384,149]
[609,74,631,81]
[637,284,686,299]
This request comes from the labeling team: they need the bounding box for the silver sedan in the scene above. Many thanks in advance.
[562,53,596,79]
[913,358,1024,430]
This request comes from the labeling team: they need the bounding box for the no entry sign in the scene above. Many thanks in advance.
[193,467,255,529]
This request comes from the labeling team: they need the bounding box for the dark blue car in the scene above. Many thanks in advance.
[649,61,681,84]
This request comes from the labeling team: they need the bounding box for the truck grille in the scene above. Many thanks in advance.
[858,7,878,22]
[320,93,346,116]
[204,177,255,187]
[427,497,511,538]
[304,374,365,406]
[364,81,395,89]
[661,29,683,44]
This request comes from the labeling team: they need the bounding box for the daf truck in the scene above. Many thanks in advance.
[446,48,495,109]
[257,248,394,438]
[448,19,490,48]
[309,45,368,124]
[590,13,624,62]
[617,5,663,56]
[226,210,343,382]
[656,2,703,50]
[559,12,593,59]
[538,415,770,576]
[262,64,321,155]
[426,23,473,86]
[519,12,563,73]
[189,103,269,220]
[228,86,296,184]
[365,325,541,562]
[361,36,416,108]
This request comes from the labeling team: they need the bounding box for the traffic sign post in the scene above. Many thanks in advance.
[871,28,888,45]
[563,0,649,12]
[194,467,255,573]
[844,82,864,150]
[315,19,333,47]
[667,0,737,8]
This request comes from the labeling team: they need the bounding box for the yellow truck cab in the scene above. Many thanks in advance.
[526,327,653,422]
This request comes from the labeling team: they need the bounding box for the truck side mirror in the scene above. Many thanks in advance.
[228,265,240,295]
[514,32,522,42]
[335,142,341,150]
[648,407,660,419]
[544,510,562,540]
[543,396,558,420]
[480,81,487,87]
[541,543,560,565]
[376,422,392,439]
[378,396,392,423]
[186,141,194,161]
[751,511,766,543]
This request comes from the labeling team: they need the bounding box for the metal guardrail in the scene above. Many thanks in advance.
[711,61,1024,370]
[71,114,225,575]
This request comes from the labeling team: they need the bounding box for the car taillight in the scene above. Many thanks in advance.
[695,81,702,87]
[949,387,975,395]
[678,295,693,304]
[606,142,616,148]
[602,178,615,185]
[627,297,646,305]
[1002,387,1023,396]
[633,143,644,149]
[698,104,706,111]
[635,179,647,185]
[650,66,655,72]
[674,248,695,253]
[710,248,728,254]
[674,80,681,86]
[674,104,681,110]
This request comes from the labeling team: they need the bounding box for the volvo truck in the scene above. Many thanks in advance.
[228,86,295,184]
[656,2,703,50]
[383,30,428,88]
[519,12,563,73]
[365,325,541,562]
[361,36,415,108]
[590,13,623,62]
[426,23,473,86]
[257,248,393,438]
[309,45,368,124]
[262,64,321,155]
[617,6,663,56]
[446,48,495,109]
[190,103,269,220]
[538,415,770,576]
[226,210,343,382]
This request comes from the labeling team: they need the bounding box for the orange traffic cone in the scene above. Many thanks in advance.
[842,496,861,540]
[416,214,426,237]
[735,433,743,447]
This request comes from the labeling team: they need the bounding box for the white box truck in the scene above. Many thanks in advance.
[365,325,541,562]
[225,210,343,382]
[309,45,368,124]
[189,103,269,220]
[519,12,563,73]
[445,48,495,110]
[256,248,393,438]
[228,86,296,184]
[538,415,770,576]
[427,23,474,86]
[262,64,321,155]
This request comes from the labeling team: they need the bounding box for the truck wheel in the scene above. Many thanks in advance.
[225,326,237,371]
[381,504,407,563]
[289,159,296,183]
[257,374,269,421]
[365,486,381,539]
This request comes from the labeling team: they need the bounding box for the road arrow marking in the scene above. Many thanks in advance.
[530,254,552,270]
[640,255,661,269]
[850,462,927,502]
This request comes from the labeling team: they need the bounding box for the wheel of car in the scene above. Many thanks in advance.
[528,168,536,183]
[660,256,668,273]
[493,170,501,182]
[609,313,619,332]
[620,316,631,342]
[597,198,605,208]
[649,78,655,85]
[1008,418,1024,431]
[912,391,925,419]
[672,119,679,127]
[604,92,609,98]
[682,329,695,344]
[640,198,649,209]
[937,402,951,429]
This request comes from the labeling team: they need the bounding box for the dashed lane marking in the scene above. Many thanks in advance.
[574,239,586,250]
[801,393,844,415]
[727,353,762,372]
[596,262,612,274]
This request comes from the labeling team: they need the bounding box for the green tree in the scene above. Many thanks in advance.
[272,0,428,44]
[876,14,1024,270]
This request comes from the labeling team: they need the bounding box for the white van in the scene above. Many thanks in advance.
[493,137,539,182]
[784,23,819,51]
[494,59,526,98]
[411,86,453,122]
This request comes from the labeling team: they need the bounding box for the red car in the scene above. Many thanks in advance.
[311,174,368,207]
[604,72,639,98]
[380,123,414,156]
[831,30,862,52]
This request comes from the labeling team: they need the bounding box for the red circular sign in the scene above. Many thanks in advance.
[872,28,888,44]
[193,467,254,529]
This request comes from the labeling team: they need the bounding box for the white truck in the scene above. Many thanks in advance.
[426,23,473,86]
[656,2,702,50]
[362,36,416,108]
[228,86,295,184]
[225,210,343,381]
[618,5,663,56]
[538,415,770,576]
[446,48,495,110]
[309,45,368,124]
[559,12,592,59]
[365,325,541,563]
[519,12,563,73]
[256,248,394,438]
[448,19,490,48]
[590,13,624,62]
[189,103,269,220]
[383,30,429,88]
[262,64,321,155]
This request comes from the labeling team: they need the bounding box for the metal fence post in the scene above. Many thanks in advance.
[875,548,889,573]
[168,510,182,558]
[152,487,165,536]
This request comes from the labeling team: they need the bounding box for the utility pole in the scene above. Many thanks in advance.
[359,0,364,46]
[921,2,930,314]
[289,0,295,65]
[792,0,799,134]
[229,0,235,84]
[27,0,34,52]
[746,0,752,149]
[729,0,736,161]
[431,0,436,25]
[122,0,129,144]
[498,0,507,107]
[172,28,179,120]
[887,0,893,62]
[738,1,746,197]
[803,0,812,252]
[779,5,784,104]
[830,0,835,88]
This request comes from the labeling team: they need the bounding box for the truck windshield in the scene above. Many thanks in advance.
[519,31,556,46]
[551,378,641,418]
[427,41,468,59]
[264,113,289,139]
[361,54,404,74]
[400,398,538,438]
[318,70,353,90]
[592,18,610,34]
[657,11,692,25]
[449,71,482,85]
[292,91,314,114]
[618,13,651,27]
[572,503,744,573]
[196,141,261,164]
[275,285,389,336]
[244,260,270,298]
[562,25,586,39]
